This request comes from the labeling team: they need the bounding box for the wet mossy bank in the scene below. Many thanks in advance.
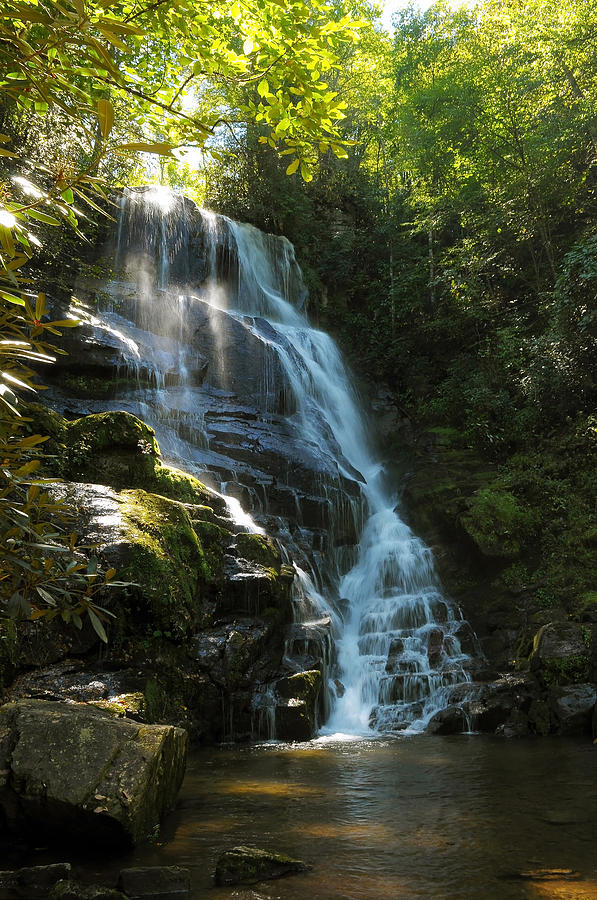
[386,411,597,735]
[1,406,296,745]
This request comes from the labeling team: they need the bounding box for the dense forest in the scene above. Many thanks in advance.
[205,0,597,657]
[1,0,596,706]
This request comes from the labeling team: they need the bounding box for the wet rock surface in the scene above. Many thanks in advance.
[0,863,72,899]
[0,700,187,846]
[49,882,128,900]
[214,847,311,886]
[530,622,591,686]
[117,866,191,899]
[549,684,597,734]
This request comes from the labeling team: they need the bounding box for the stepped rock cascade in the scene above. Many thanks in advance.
[62,186,475,735]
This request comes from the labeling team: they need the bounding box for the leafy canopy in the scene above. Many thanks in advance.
[0,0,363,628]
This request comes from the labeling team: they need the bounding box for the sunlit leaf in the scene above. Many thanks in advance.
[97,98,115,139]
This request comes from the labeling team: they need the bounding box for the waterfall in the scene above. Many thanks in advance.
[77,185,474,735]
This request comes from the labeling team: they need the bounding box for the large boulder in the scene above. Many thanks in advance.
[0,700,187,846]
[49,481,213,640]
[549,684,597,735]
[529,622,591,686]
[0,864,72,899]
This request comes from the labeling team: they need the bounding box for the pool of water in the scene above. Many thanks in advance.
[94,734,597,899]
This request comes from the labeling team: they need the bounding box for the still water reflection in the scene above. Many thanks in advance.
[112,735,597,900]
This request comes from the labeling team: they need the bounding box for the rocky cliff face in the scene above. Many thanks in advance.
[1,188,362,745]
[2,186,595,748]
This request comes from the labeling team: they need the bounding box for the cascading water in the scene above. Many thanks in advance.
[68,185,475,735]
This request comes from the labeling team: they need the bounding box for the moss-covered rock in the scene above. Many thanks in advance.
[117,490,208,638]
[0,863,73,898]
[63,410,160,488]
[235,533,281,570]
[0,700,187,846]
[276,670,321,704]
[50,880,128,900]
[214,846,311,886]
[26,406,222,511]
[529,622,591,686]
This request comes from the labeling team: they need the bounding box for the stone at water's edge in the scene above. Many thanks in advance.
[214,846,311,886]
[0,864,72,899]
[118,866,191,899]
[549,684,597,734]
[50,882,127,900]
[274,670,322,742]
[0,700,187,846]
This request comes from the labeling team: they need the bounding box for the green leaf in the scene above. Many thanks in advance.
[88,607,108,643]
[117,141,177,156]
[26,209,61,226]
[35,585,57,606]
[286,158,300,175]
[97,98,115,139]
[0,291,25,306]
[97,27,132,53]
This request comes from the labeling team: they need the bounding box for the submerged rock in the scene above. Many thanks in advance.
[0,700,187,846]
[0,863,72,899]
[214,846,311,886]
[50,882,127,900]
[118,866,191,899]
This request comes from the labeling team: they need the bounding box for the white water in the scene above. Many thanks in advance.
[222,219,472,734]
[86,187,473,734]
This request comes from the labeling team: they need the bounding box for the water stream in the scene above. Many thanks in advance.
[72,185,475,735]
[8,736,597,899]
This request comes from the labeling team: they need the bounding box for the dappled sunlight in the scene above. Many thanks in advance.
[528,875,597,900]
[293,821,395,842]
[211,779,324,798]
[139,184,178,214]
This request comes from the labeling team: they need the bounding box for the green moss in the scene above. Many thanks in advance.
[68,410,160,455]
[144,676,171,723]
[61,410,159,487]
[576,591,597,618]
[539,654,590,687]
[235,533,281,570]
[192,520,228,578]
[119,489,208,637]
[461,486,536,558]
[152,463,215,505]
[276,669,321,704]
